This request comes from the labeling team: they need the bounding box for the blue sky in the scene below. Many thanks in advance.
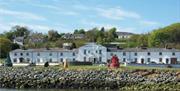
[0,0,179,34]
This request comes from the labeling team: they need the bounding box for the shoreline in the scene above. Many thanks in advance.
[0,66,180,90]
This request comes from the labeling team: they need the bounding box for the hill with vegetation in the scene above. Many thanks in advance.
[0,23,180,58]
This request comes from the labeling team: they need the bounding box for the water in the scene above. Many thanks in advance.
[0,89,117,91]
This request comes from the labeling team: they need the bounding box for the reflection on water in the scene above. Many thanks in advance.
[0,89,118,91]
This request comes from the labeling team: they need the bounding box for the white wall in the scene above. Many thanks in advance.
[77,43,107,63]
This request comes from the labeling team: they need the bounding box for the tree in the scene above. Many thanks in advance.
[11,25,30,37]
[11,43,20,50]
[148,23,180,48]
[74,29,85,34]
[48,30,60,41]
[85,28,99,42]
[149,29,170,47]
[4,54,12,67]
[106,27,117,42]
[0,38,12,58]
[138,34,149,47]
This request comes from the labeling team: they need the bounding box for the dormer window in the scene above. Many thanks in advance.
[147,52,151,56]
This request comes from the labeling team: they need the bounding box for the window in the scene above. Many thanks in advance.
[73,58,75,61]
[99,57,102,62]
[14,53,17,56]
[84,50,86,55]
[88,50,90,53]
[110,53,113,56]
[60,53,63,56]
[166,58,169,64]
[123,58,126,62]
[159,52,162,55]
[84,57,86,61]
[147,52,151,56]
[134,52,137,56]
[49,58,52,62]
[49,53,52,56]
[60,58,63,62]
[134,58,137,63]
[20,53,23,56]
[99,50,102,54]
[172,52,175,56]
[37,58,40,63]
[96,50,98,53]
[147,58,151,62]
[26,53,29,56]
[159,58,162,62]
[123,52,126,56]
[72,52,75,56]
[13,58,17,63]
[37,53,40,56]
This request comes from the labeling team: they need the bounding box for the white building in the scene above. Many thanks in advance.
[77,43,107,63]
[116,32,134,39]
[9,43,180,65]
[13,37,24,46]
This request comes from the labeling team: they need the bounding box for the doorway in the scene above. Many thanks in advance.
[19,57,25,63]
[170,58,177,64]
[141,58,144,64]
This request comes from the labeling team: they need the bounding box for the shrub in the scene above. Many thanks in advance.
[68,61,92,66]
[44,62,49,67]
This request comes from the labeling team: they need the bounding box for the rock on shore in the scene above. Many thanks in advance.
[0,67,179,90]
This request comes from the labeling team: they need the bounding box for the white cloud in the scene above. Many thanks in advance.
[73,4,90,10]
[31,3,79,16]
[95,7,141,20]
[0,8,46,21]
[140,20,159,26]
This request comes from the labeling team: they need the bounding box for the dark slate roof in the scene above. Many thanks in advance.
[116,32,134,36]
[108,48,180,52]
[11,48,78,52]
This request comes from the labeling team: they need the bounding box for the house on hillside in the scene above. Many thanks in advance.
[116,32,135,39]
[28,36,45,43]
[62,33,85,39]
[13,37,24,46]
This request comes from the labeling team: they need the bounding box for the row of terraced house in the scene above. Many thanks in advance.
[9,43,180,65]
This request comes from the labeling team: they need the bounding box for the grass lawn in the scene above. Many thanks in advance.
[54,64,180,71]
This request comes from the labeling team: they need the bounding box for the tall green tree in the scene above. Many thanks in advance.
[106,27,117,42]
[48,30,60,41]
[0,38,12,58]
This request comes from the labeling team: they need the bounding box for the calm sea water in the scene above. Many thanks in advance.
[0,89,118,91]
